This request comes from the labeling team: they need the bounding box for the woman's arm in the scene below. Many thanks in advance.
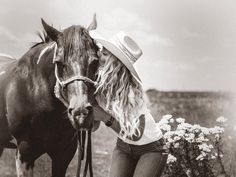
[93,105,145,141]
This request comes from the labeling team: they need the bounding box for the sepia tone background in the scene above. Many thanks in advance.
[0,0,235,176]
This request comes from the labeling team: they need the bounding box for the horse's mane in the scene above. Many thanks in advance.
[31,30,51,49]
[29,25,98,67]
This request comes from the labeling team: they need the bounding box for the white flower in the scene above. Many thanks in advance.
[185,133,195,143]
[211,155,216,159]
[177,123,192,131]
[215,134,220,140]
[159,124,171,132]
[174,142,180,148]
[216,116,227,123]
[196,151,208,161]
[200,127,210,135]
[163,114,173,120]
[196,135,209,143]
[176,118,185,124]
[209,126,224,134]
[169,118,175,123]
[196,154,203,161]
[164,131,175,145]
[198,143,213,152]
[158,119,169,125]
[174,130,185,138]
[192,124,201,133]
[163,131,175,139]
[174,136,181,142]
[167,154,177,164]
[186,169,192,176]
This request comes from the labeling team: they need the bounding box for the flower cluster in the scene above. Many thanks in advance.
[157,115,228,177]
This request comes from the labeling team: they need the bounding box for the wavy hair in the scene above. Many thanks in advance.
[95,54,145,139]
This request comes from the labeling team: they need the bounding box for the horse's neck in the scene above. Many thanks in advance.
[18,45,58,108]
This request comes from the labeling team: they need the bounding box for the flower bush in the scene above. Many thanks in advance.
[157,115,229,177]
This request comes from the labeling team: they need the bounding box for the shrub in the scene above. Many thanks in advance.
[158,115,230,177]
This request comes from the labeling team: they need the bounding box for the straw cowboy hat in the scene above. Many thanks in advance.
[89,31,142,83]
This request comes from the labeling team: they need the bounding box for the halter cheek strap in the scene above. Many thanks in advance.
[54,81,69,107]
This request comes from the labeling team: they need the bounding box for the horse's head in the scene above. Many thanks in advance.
[42,16,99,130]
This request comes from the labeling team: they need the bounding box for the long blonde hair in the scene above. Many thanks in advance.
[95,54,145,139]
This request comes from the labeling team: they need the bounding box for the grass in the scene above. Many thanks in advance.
[0,89,234,177]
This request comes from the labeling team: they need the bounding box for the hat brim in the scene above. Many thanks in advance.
[90,33,141,83]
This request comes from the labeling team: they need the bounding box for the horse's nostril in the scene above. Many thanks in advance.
[68,108,73,115]
[68,104,92,118]
[85,104,92,112]
[82,108,89,116]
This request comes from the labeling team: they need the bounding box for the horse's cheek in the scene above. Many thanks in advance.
[92,120,100,132]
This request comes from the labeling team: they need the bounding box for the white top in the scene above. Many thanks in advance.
[96,96,163,145]
[121,108,163,145]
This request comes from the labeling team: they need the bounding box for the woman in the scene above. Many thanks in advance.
[90,31,168,177]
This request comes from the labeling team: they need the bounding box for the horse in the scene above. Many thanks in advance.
[0,16,99,177]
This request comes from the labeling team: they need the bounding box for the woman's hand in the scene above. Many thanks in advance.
[93,104,111,122]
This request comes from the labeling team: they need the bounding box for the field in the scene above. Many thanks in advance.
[0,89,234,177]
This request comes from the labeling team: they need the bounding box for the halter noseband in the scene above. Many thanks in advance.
[54,62,97,89]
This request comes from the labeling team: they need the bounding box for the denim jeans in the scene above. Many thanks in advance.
[109,138,168,177]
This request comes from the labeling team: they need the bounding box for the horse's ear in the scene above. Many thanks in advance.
[87,14,97,31]
[41,18,61,41]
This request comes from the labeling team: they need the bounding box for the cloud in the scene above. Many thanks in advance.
[0,26,17,41]
[198,56,214,63]
[0,0,235,91]
[181,26,200,38]
[99,8,173,47]
[132,30,173,47]
[176,63,196,71]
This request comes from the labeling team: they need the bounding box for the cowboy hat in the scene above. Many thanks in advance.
[89,31,142,83]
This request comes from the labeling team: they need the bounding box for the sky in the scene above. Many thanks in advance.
[0,0,236,91]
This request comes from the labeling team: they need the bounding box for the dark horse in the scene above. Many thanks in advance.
[0,17,99,177]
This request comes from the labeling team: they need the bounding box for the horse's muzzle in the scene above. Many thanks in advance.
[68,104,93,130]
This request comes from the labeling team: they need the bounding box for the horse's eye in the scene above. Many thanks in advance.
[56,61,67,71]
[89,57,99,71]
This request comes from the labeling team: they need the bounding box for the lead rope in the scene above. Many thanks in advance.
[76,131,82,177]
[77,130,93,177]
[83,130,93,177]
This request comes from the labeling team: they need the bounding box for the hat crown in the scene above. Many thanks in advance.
[109,32,142,64]
[89,30,142,83]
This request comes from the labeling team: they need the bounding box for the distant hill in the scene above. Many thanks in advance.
[145,89,234,126]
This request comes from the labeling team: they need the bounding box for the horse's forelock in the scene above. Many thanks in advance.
[62,26,96,64]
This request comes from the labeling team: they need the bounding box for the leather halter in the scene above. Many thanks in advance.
[37,42,97,105]
[49,42,97,107]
